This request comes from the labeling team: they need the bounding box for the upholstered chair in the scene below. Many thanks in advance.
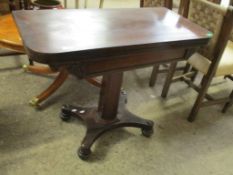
[159,0,233,121]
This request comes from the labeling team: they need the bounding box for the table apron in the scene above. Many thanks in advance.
[71,48,187,78]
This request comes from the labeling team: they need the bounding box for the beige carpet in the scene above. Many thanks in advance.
[0,0,233,174]
[0,54,232,175]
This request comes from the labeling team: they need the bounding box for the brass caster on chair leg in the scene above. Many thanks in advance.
[22,64,29,72]
[29,97,40,107]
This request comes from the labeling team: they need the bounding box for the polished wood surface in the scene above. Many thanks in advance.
[13,8,210,65]
[13,8,210,160]
[0,13,100,107]
[0,14,24,52]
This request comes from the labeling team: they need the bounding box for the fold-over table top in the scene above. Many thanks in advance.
[13,8,211,64]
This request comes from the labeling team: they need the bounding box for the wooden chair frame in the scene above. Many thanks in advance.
[160,1,233,122]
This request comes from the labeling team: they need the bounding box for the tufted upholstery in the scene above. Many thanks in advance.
[188,41,233,76]
[188,0,227,60]
[142,0,166,7]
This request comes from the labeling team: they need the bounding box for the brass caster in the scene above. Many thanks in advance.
[29,97,40,107]
[22,64,29,72]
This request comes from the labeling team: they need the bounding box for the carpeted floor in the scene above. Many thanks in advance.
[0,54,232,175]
[1,0,233,174]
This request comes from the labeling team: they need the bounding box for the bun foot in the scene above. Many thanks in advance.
[60,105,72,121]
[78,146,91,160]
[141,125,154,137]
[60,103,154,160]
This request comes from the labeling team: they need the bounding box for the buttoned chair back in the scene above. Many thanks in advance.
[140,0,173,9]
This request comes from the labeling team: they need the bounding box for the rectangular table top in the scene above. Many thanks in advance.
[13,8,211,64]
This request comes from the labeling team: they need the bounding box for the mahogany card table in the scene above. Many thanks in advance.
[13,8,210,160]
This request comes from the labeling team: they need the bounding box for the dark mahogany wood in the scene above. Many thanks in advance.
[61,91,154,159]
[13,8,210,160]
[13,8,210,68]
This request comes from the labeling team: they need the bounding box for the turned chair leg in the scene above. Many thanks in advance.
[188,75,212,122]
[29,68,69,106]
[222,90,233,113]
[149,64,160,87]
[161,62,177,98]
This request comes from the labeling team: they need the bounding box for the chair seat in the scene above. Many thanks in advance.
[188,40,233,76]
[0,14,24,52]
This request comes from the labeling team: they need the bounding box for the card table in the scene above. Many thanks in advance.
[13,8,210,160]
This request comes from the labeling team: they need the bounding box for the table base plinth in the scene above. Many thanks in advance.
[60,95,154,160]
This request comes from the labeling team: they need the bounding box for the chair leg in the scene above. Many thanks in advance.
[29,68,69,106]
[161,62,177,98]
[188,75,212,122]
[149,64,160,87]
[222,90,233,113]
[190,68,198,82]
